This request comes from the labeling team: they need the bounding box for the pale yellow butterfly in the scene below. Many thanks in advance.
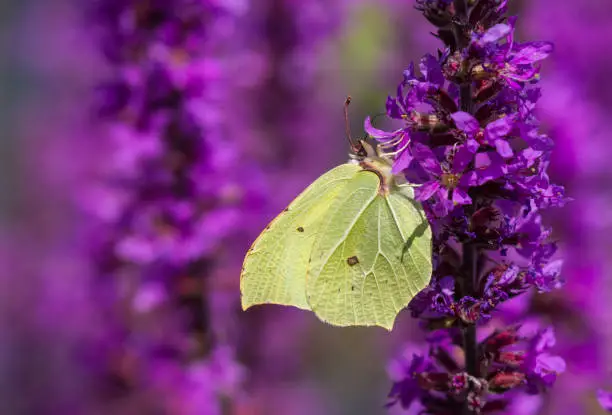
[240,100,432,330]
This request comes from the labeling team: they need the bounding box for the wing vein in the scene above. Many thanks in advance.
[373,202,385,324]
[379,251,401,312]
[385,196,422,293]
[387,195,429,261]
[310,187,379,276]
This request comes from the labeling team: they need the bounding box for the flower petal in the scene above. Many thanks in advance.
[535,327,556,352]
[473,152,505,184]
[364,116,400,141]
[415,181,442,201]
[419,54,445,87]
[392,146,414,174]
[481,23,512,44]
[451,112,480,136]
[521,124,554,151]
[412,143,443,175]
[459,171,478,188]
[485,116,514,141]
[494,139,514,158]
[452,141,477,173]
[403,62,417,82]
[452,187,472,205]
[534,353,566,376]
[386,95,405,119]
[511,41,553,64]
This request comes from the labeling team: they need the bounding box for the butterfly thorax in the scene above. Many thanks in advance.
[349,140,408,196]
[360,157,398,196]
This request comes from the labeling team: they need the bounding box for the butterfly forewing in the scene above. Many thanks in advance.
[240,163,361,311]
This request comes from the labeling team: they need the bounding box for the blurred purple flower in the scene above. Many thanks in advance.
[87,0,263,411]
[387,351,435,409]
[598,390,612,412]
[522,326,566,392]
[521,1,612,410]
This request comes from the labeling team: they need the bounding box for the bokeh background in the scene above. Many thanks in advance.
[1,0,612,414]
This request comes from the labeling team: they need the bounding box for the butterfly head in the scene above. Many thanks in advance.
[345,97,385,163]
[348,139,373,161]
[343,97,399,191]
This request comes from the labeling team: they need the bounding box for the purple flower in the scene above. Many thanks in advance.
[412,142,477,214]
[452,111,515,158]
[519,123,554,152]
[482,264,526,305]
[505,210,550,258]
[409,276,456,320]
[526,259,564,293]
[598,390,612,412]
[364,116,412,174]
[475,18,553,89]
[470,23,549,87]
[387,349,434,409]
[366,55,456,174]
[472,23,512,47]
[419,54,446,87]
[523,327,566,393]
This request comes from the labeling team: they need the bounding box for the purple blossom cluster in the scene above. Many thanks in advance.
[88,0,255,410]
[366,0,568,412]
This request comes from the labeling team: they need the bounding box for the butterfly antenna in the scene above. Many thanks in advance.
[344,96,359,153]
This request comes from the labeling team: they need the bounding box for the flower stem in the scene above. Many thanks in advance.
[453,0,470,49]
[460,84,473,113]
[462,244,480,415]
[454,0,469,22]
[455,2,479,411]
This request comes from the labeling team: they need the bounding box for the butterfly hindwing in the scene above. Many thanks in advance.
[386,188,432,295]
[305,171,432,330]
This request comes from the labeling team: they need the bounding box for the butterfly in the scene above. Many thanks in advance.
[240,99,432,330]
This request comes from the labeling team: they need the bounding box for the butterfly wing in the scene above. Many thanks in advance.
[240,163,361,311]
[305,172,432,330]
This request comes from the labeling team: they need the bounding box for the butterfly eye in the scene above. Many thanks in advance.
[355,144,368,158]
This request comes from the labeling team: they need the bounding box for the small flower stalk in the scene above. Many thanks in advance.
[367,0,568,413]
